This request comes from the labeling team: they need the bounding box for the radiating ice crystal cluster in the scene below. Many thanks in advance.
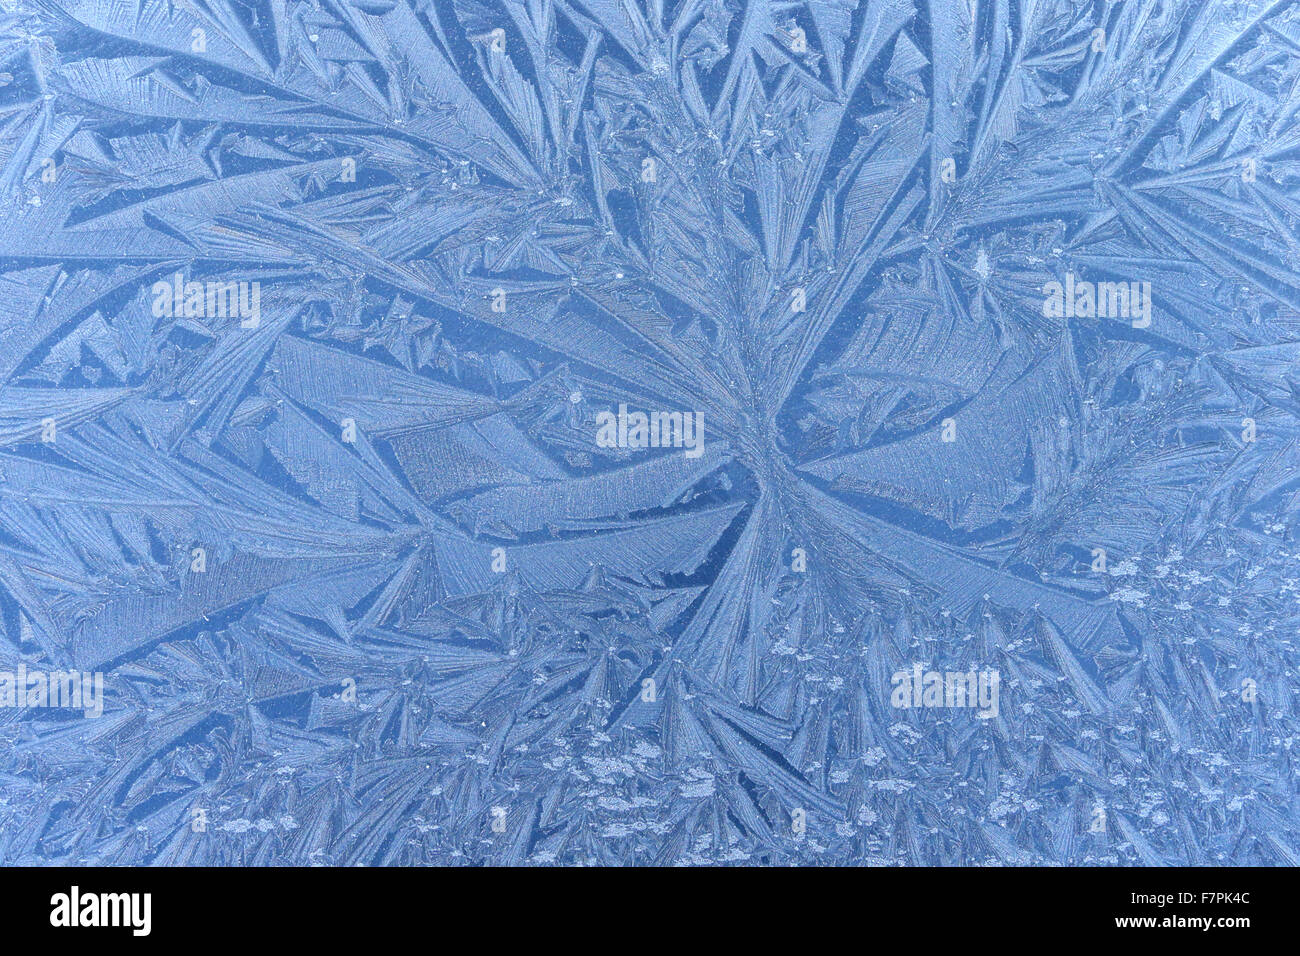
[0,0,1296,866]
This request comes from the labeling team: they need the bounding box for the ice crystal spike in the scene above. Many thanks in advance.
[0,0,1295,866]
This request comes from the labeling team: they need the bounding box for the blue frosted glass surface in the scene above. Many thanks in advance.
[0,0,1296,866]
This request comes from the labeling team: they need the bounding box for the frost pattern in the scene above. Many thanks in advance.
[0,0,1297,866]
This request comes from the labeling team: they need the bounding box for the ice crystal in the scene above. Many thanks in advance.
[0,0,1296,865]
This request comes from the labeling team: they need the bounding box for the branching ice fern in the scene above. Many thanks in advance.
[0,0,1294,865]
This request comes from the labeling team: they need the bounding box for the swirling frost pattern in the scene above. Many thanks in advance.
[0,0,1296,865]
